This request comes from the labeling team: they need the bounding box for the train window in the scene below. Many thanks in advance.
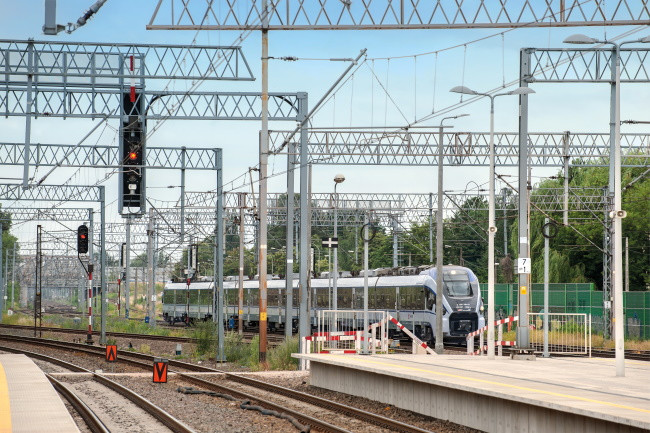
[162,290,175,304]
[316,288,329,308]
[400,286,424,310]
[443,271,472,297]
[338,288,353,308]
[268,289,279,306]
[199,290,212,305]
[426,290,436,311]
[375,287,396,309]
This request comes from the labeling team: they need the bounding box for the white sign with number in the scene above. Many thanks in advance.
[517,258,531,274]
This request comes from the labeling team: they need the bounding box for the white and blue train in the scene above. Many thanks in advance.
[161,265,485,343]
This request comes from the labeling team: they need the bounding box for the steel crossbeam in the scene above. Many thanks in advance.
[0,143,220,170]
[526,48,650,83]
[147,0,650,30]
[0,183,101,202]
[3,207,91,222]
[1,89,302,120]
[0,39,253,84]
[269,129,650,167]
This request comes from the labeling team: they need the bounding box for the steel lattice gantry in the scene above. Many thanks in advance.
[0,183,106,338]
[147,0,650,30]
[517,46,650,358]
[0,143,221,170]
[269,129,650,166]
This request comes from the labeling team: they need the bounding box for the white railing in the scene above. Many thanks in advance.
[529,313,591,356]
[316,310,388,354]
[466,313,591,357]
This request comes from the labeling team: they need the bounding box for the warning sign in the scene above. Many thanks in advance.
[105,345,117,362]
[153,358,168,383]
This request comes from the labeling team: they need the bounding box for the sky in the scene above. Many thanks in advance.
[1,1,649,254]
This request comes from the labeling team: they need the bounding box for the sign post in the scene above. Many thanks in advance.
[153,358,168,383]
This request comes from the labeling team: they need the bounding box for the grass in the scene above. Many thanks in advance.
[191,321,217,357]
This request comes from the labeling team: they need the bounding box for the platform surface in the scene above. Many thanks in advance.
[0,354,79,433]
[297,353,650,431]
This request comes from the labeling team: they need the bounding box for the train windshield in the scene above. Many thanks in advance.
[443,271,472,297]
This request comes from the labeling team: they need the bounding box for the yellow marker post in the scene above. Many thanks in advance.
[0,363,12,433]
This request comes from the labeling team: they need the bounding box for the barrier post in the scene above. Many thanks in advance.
[479,331,484,356]
[467,335,473,355]
[498,323,503,356]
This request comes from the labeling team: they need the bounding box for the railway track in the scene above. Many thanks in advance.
[0,334,435,433]
[0,345,196,433]
[0,323,287,345]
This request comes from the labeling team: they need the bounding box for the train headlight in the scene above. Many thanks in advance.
[480,305,484,313]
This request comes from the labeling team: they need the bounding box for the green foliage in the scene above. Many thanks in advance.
[224,331,249,363]
[191,320,217,356]
[268,337,299,370]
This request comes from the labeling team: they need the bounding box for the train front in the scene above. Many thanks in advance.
[428,266,485,341]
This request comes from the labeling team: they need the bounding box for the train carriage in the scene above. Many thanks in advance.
[162,265,485,343]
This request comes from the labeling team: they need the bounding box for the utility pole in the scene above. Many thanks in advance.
[258,0,270,365]
[543,218,550,358]
[11,247,15,310]
[125,217,131,318]
[147,208,155,326]
[238,193,245,335]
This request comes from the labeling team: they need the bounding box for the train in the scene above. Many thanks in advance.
[161,265,485,343]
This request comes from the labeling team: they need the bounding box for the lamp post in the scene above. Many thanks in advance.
[434,114,469,354]
[333,174,345,317]
[450,85,535,360]
[563,33,650,377]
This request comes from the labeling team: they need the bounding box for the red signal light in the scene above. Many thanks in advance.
[80,234,86,239]
[129,152,138,160]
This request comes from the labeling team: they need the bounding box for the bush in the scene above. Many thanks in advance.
[224,332,248,363]
[268,337,299,370]
[192,320,217,356]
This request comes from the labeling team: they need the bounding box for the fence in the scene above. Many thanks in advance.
[467,313,591,356]
[483,283,650,339]
[528,313,591,356]
[315,310,387,354]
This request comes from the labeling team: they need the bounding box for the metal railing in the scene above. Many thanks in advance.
[529,313,591,356]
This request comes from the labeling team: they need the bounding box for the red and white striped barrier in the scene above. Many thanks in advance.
[387,314,437,356]
[467,316,519,355]
[466,316,518,339]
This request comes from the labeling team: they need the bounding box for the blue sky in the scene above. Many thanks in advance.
[1,1,648,249]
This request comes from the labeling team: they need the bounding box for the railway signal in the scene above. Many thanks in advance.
[119,91,146,216]
[77,225,89,254]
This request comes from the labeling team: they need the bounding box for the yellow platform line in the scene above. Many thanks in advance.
[0,362,12,433]
[355,357,650,415]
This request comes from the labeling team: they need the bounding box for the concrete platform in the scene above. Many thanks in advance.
[0,354,79,432]
[295,353,650,433]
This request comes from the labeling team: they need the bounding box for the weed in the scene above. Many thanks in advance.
[268,337,299,370]
[192,321,217,356]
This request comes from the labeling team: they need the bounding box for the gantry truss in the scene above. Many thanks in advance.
[269,130,650,166]
[147,0,650,30]
[527,48,650,83]
[0,143,220,170]
[0,184,102,202]
[1,90,303,120]
[0,39,253,84]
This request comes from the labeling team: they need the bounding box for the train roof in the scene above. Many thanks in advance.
[163,274,431,290]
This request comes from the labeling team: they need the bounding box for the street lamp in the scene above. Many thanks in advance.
[563,33,649,377]
[449,85,535,360]
[433,114,469,354]
[333,174,345,317]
